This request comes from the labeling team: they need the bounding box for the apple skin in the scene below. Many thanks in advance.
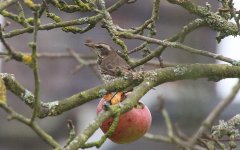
[97,98,152,144]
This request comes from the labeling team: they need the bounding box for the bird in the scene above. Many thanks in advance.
[84,41,132,83]
[84,41,133,105]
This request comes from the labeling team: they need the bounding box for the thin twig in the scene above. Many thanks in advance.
[0,104,61,148]
[64,120,77,148]
[67,48,95,73]
[130,19,207,68]
[31,10,40,122]
[0,25,23,61]
[83,111,120,148]
[189,79,240,147]
[98,0,130,62]
[0,25,14,54]
[132,0,160,34]
[14,52,95,59]
[120,32,236,64]
[144,107,206,149]
[3,0,130,38]
[128,42,148,54]
[0,0,17,12]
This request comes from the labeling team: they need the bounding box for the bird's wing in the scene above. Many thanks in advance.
[100,54,131,76]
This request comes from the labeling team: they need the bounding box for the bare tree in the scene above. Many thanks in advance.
[0,0,240,149]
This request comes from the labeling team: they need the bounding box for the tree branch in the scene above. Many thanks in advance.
[3,64,240,118]
[0,0,17,12]
[189,79,240,147]
[0,104,61,148]
[120,32,236,64]
[3,0,130,38]
[166,0,239,41]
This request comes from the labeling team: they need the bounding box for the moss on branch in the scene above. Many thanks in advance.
[65,63,240,150]
[2,64,240,120]
[2,0,240,149]
[166,0,239,41]
[3,0,130,38]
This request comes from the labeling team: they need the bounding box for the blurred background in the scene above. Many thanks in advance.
[0,0,239,149]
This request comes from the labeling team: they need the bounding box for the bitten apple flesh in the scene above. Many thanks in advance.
[97,97,152,144]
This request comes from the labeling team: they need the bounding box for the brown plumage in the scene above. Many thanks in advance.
[84,41,132,84]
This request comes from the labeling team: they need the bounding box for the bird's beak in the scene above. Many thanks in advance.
[84,42,96,48]
[84,42,101,56]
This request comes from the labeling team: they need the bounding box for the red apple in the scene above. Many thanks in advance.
[97,95,152,144]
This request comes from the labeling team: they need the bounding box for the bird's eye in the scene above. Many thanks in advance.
[100,47,105,51]
[98,47,109,55]
[96,45,105,51]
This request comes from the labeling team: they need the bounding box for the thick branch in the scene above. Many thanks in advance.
[166,0,239,40]
[64,63,240,150]
[0,73,139,118]
[64,80,153,150]
[3,64,240,119]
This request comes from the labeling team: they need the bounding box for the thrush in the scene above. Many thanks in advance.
[85,41,133,104]
[84,41,132,83]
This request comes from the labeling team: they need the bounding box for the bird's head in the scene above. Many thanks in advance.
[84,42,114,59]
